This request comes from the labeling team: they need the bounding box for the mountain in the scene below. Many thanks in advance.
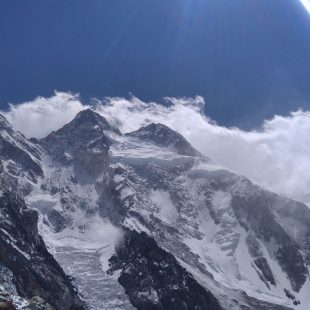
[0,114,85,309]
[0,192,84,310]
[1,109,310,309]
[126,123,201,157]
[0,114,42,195]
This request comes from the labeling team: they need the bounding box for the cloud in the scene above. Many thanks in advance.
[3,91,89,139]
[95,96,310,199]
[2,91,310,199]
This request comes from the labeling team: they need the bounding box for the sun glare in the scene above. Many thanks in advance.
[300,0,310,13]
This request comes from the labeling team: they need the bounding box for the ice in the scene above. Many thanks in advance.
[38,213,133,310]
[54,246,134,310]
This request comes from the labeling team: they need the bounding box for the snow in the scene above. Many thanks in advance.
[110,135,188,160]
[172,174,307,309]
[120,187,134,200]
[233,229,310,309]
[212,190,231,211]
[0,228,31,260]
[151,190,178,223]
[113,175,125,184]
[275,212,309,244]
[123,217,150,233]
[11,295,29,309]
[27,192,60,212]
[0,130,38,165]
[39,209,122,256]
[37,210,132,309]
[137,289,159,303]
[297,276,310,310]
[24,151,134,309]
[235,231,267,292]
[64,152,73,160]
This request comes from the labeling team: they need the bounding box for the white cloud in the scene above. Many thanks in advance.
[3,91,89,139]
[95,96,310,198]
[2,91,310,199]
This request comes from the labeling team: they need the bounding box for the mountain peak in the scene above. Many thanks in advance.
[41,109,115,173]
[0,113,6,121]
[0,113,42,189]
[70,109,119,134]
[0,113,12,131]
[44,109,120,143]
[74,108,103,122]
[75,108,101,119]
[126,122,201,157]
[140,122,173,134]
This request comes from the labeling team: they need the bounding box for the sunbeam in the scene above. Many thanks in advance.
[300,0,310,13]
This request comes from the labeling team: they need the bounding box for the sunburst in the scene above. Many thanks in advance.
[300,0,310,13]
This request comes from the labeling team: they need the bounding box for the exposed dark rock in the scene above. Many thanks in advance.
[284,289,300,305]
[0,159,4,174]
[108,230,223,310]
[43,209,71,233]
[0,114,42,193]
[232,194,308,292]
[246,235,275,287]
[0,136,42,180]
[40,109,114,176]
[126,123,202,157]
[0,301,16,310]
[0,192,85,310]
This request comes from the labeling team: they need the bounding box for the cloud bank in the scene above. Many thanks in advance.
[3,91,89,139]
[2,91,310,200]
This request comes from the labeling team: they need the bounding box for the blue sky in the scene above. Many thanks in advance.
[1,0,310,128]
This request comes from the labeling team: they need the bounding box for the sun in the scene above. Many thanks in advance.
[300,0,310,13]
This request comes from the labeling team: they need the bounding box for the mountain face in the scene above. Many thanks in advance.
[108,230,222,310]
[0,114,85,309]
[0,114,42,195]
[40,109,117,176]
[126,123,201,157]
[1,109,310,310]
[0,192,84,310]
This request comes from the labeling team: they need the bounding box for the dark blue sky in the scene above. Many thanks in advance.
[1,0,310,128]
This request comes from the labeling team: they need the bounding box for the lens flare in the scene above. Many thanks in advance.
[300,0,310,13]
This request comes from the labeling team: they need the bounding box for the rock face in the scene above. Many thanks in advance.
[246,235,276,289]
[0,114,42,195]
[1,109,310,309]
[108,230,223,310]
[231,193,307,292]
[40,109,114,176]
[0,192,84,310]
[126,123,201,157]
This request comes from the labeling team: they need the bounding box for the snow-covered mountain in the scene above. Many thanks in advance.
[1,109,310,309]
[0,114,84,309]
